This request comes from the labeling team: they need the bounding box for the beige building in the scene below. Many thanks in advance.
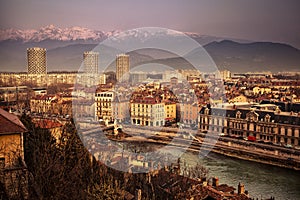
[112,96,130,123]
[0,108,28,199]
[30,95,72,116]
[176,69,201,80]
[178,102,200,125]
[163,100,176,121]
[83,51,99,74]
[95,91,114,121]
[229,94,248,103]
[130,97,165,127]
[219,70,231,80]
[116,54,130,82]
[30,95,56,114]
[0,71,105,87]
[47,72,77,85]
[253,86,272,95]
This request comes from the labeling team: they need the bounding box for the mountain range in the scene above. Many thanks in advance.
[0,25,299,73]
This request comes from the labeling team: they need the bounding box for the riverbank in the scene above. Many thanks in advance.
[189,144,300,171]
[114,131,300,171]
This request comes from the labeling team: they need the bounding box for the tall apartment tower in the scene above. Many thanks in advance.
[27,47,47,75]
[83,51,99,74]
[116,54,130,82]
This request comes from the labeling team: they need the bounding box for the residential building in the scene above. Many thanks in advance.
[130,72,147,84]
[116,54,130,82]
[27,47,47,75]
[170,77,178,86]
[30,95,56,114]
[130,97,165,127]
[177,102,200,125]
[0,108,28,199]
[253,86,272,95]
[219,70,231,80]
[229,94,248,103]
[163,100,176,121]
[176,69,201,80]
[72,99,95,119]
[83,51,99,74]
[95,91,114,121]
[112,95,130,123]
[30,94,72,117]
[199,104,300,147]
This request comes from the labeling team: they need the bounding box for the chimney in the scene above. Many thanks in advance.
[135,189,142,200]
[164,162,169,171]
[212,177,219,187]
[147,173,151,184]
[238,182,245,194]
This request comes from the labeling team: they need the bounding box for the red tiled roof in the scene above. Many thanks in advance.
[0,108,27,134]
[132,97,156,104]
[33,119,63,129]
[32,95,55,101]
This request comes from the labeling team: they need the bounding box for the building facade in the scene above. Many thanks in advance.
[95,91,114,121]
[219,70,231,80]
[0,108,28,199]
[199,106,300,147]
[130,97,165,127]
[178,102,200,125]
[116,54,130,82]
[130,72,147,84]
[27,47,47,75]
[164,101,176,121]
[83,51,99,74]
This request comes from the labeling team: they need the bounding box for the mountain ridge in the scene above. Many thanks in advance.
[0,25,251,45]
[0,25,299,73]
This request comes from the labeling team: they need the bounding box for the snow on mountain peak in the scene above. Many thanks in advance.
[0,25,207,43]
[0,25,111,42]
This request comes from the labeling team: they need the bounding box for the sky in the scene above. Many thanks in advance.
[0,0,300,48]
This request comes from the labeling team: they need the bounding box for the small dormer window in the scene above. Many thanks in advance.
[265,114,271,122]
[204,107,209,115]
[236,111,242,119]
[275,106,281,114]
[246,108,259,122]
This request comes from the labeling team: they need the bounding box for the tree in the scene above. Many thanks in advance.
[20,115,123,199]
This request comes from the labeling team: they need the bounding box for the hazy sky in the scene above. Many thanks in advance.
[1,0,300,48]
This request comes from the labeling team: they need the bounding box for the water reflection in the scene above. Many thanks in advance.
[180,150,300,199]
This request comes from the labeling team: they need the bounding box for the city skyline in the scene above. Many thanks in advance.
[0,0,300,48]
[1,1,300,199]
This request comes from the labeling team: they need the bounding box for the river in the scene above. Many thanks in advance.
[179,150,300,200]
[87,132,300,199]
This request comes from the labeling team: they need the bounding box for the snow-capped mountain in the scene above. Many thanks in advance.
[0,25,122,42]
[5,25,298,73]
[0,25,229,44]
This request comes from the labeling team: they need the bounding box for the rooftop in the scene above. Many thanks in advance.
[33,119,63,129]
[0,108,27,134]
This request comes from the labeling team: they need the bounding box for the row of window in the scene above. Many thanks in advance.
[96,93,113,97]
